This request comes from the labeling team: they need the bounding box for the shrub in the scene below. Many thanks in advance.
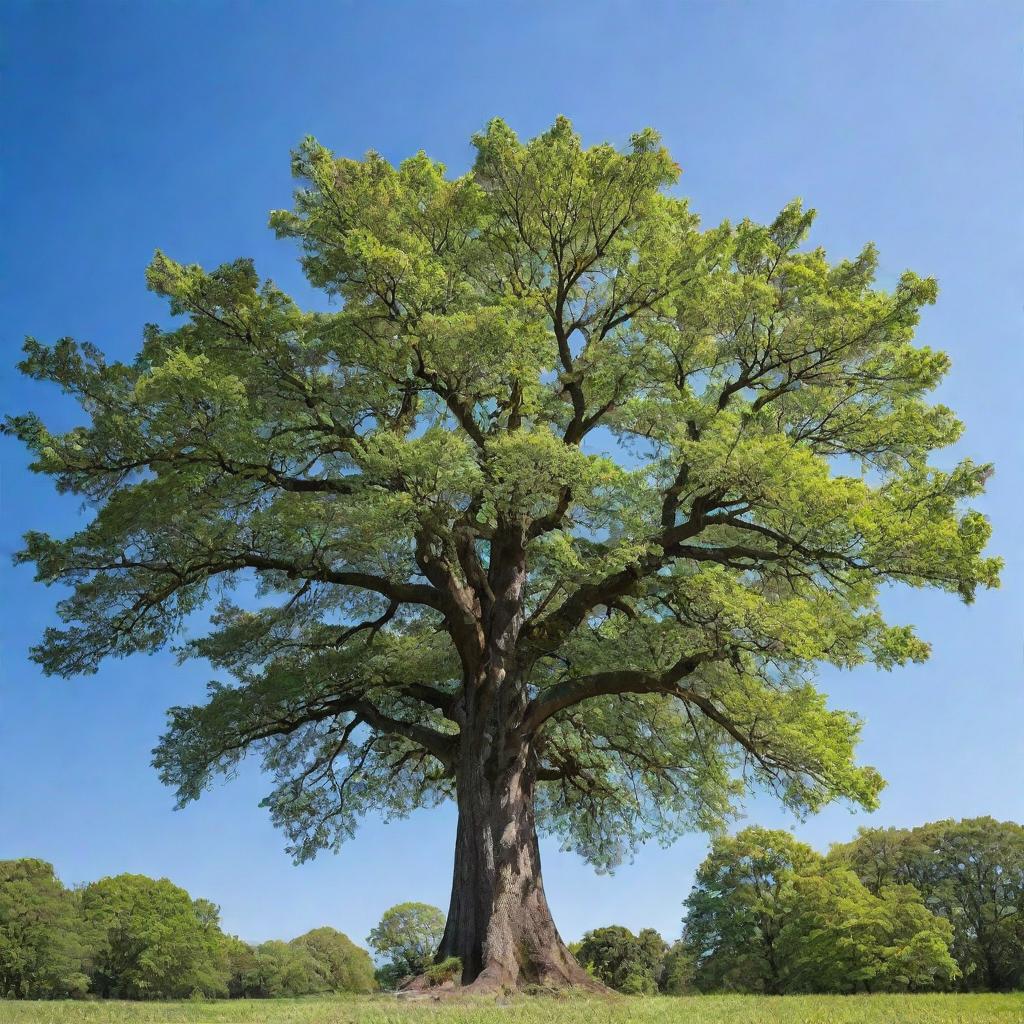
[425,956,462,987]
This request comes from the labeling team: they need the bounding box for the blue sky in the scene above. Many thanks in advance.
[2,1,1021,948]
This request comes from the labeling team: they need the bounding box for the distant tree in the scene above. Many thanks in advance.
[660,940,694,994]
[80,874,228,998]
[367,902,445,981]
[228,939,327,998]
[290,926,376,992]
[684,827,957,994]
[222,935,260,999]
[830,817,1024,991]
[373,961,408,991]
[0,859,89,999]
[9,115,999,990]
[635,928,669,992]
[574,925,666,993]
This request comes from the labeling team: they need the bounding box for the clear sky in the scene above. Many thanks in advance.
[2,1,1021,949]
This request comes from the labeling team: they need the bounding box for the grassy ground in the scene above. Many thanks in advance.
[1,994,1022,1024]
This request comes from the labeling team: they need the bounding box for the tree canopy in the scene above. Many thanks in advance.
[80,874,228,999]
[225,938,325,998]
[0,859,378,1001]
[8,116,999,987]
[291,926,377,993]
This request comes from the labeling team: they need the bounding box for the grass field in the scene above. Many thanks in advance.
[1,994,1022,1024]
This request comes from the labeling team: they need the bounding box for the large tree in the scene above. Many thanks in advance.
[8,118,998,990]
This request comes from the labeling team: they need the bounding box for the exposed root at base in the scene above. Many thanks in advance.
[399,968,613,1000]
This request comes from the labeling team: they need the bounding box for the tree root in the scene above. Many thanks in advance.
[399,964,612,999]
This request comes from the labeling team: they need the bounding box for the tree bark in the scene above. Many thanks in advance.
[435,741,600,991]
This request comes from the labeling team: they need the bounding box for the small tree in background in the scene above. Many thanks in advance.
[368,902,446,985]
[227,939,326,998]
[776,869,957,992]
[291,926,376,992]
[574,925,667,993]
[9,116,999,989]
[660,941,694,995]
[684,827,814,992]
[222,936,259,998]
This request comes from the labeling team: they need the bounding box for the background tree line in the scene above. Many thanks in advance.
[575,818,1024,995]
[3,816,1021,999]
[0,863,379,1000]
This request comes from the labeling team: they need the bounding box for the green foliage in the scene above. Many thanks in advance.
[373,961,408,991]
[8,117,999,875]
[290,927,376,993]
[222,929,376,999]
[367,903,445,978]
[0,860,89,999]
[684,828,815,992]
[0,862,387,1002]
[424,956,462,987]
[80,875,228,999]
[776,871,958,993]
[221,936,257,998]
[684,827,957,994]
[224,939,325,998]
[830,817,1024,991]
[660,941,695,995]
[574,925,666,993]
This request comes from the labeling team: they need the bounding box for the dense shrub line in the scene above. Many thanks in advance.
[0,864,375,1000]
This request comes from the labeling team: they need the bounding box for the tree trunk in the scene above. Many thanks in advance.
[419,528,599,992]
[435,742,600,991]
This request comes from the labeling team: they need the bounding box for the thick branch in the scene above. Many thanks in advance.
[521,503,728,656]
[520,650,719,735]
[346,698,457,767]
[83,551,455,615]
[523,660,797,791]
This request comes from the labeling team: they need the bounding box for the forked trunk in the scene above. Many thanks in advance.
[436,743,599,991]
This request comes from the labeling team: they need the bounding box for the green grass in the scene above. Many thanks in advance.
[1,994,1022,1024]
